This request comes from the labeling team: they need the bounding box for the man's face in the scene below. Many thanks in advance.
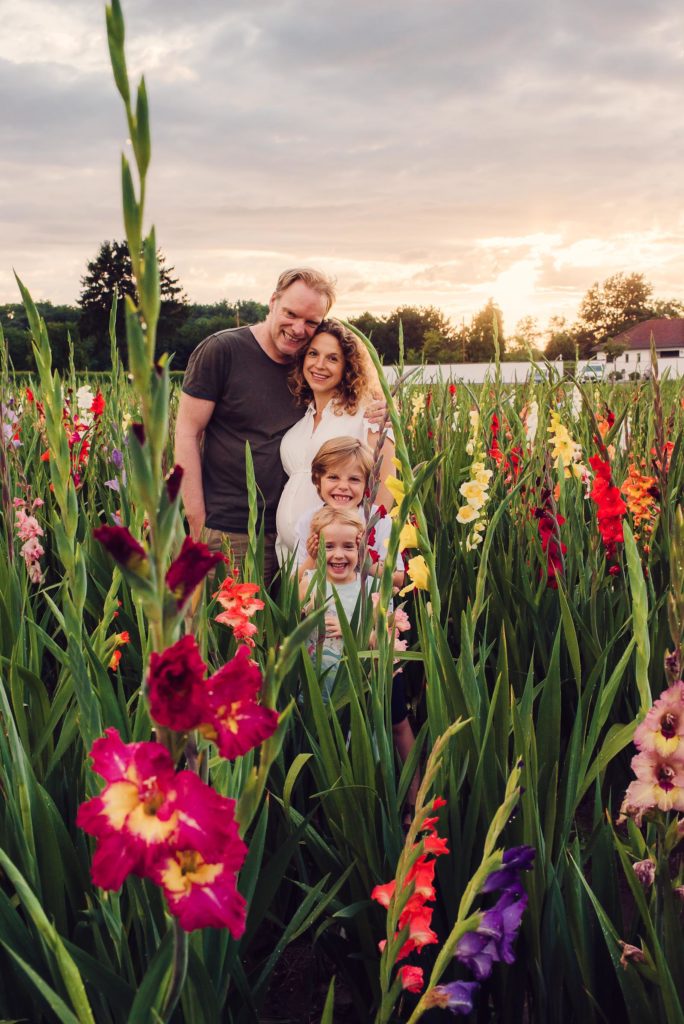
[264,281,328,363]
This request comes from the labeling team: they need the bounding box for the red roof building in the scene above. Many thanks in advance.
[605,318,684,353]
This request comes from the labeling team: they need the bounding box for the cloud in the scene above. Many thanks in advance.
[1,0,682,333]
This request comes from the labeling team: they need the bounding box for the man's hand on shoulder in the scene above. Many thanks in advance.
[364,397,388,426]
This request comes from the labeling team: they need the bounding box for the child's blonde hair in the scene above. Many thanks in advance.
[309,505,365,543]
[310,436,373,495]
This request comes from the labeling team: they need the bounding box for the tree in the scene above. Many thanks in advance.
[573,272,653,356]
[507,316,543,359]
[465,299,505,362]
[78,240,188,367]
[544,316,576,361]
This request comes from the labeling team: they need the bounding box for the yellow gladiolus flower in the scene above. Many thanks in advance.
[385,476,405,505]
[475,469,493,485]
[459,480,486,503]
[399,522,418,549]
[400,555,430,595]
[457,504,479,524]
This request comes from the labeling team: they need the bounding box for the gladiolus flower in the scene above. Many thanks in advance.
[166,536,226,610]
[385,475,406,507]
[620,749,684,821]
[426,980,479,1014]
[619,942,646,968]
[199,647,279,759]
[93,525,148,573]
[398,521,418,550]
[214,574,265,646]
[91,390,105,417]
[481,845,535,893]
[633,681,684,758]
[147,634,208,731]
[399,555,429,596]
[632,859,655,887]
[151,847,247,935]
[370,879,396,908]
[165,464,184,503]
[398,965,424,993]
[109,650,122,671]
[457,504,478,524]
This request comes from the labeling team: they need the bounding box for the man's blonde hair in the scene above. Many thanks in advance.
[311,437,373,494]
[274,268,336,315]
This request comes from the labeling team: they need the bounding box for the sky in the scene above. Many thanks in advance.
[1,0,683,337]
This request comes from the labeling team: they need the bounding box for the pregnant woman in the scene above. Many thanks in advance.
[276,319,395,561]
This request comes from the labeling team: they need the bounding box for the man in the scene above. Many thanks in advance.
[175,267,337,583]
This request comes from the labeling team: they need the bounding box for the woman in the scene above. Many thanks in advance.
[275,319,395,560]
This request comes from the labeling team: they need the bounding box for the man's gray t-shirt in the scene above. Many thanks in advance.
[181,327,303,533]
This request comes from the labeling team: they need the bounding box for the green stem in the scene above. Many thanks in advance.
[160,919,189,1022]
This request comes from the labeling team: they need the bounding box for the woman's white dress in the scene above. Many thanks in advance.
[276,401,382,561]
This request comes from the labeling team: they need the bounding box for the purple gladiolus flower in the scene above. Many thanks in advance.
[493,888,528,963]
[428,980,480,1014]
[105,479,120,492]
[111,448,124,470]
[454,931,497,980]
[481,845,535,892]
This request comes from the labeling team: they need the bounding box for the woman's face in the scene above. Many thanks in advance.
[303,333,345,399]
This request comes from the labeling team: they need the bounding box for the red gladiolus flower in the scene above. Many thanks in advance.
[25,387,34,403]
[535,507,567,589]
[147,634,208,730]
[166,536,226,610]
[449,383,457,396]
[40,450,50,462]
[368,547,380,565]
[200,647,279,759]
[109,650,122,671]
[398,966,424,993]
[91,390,105,417]
[93,525,148,573]
[589,455,626,561]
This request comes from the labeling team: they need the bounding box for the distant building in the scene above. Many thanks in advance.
[594,318,684,377]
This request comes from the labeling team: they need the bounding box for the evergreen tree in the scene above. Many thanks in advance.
[78,240,188,367]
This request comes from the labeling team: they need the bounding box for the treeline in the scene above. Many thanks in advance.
[1,239,682,372]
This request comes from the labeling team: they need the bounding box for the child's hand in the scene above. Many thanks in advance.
[324,614,342,639]
[306,531,320,559]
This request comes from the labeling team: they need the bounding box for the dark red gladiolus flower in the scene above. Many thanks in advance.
[131,422,146,446]
[165,464,184,503]
[93,525,148,572]
[535,506,567,588]
[147,635,208,730]
[166,536,226,609]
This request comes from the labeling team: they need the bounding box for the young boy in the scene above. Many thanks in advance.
[299,505,418,825]
[295,437,405,589]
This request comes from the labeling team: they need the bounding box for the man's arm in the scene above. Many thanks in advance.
[174,392,216,539]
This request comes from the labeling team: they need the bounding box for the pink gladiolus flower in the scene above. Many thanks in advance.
[200,647,279,759]
[620,750,684,823]
[214,575,265,647]
[632,859,655,887]
[370,879,396,908]
[633,682,684,758]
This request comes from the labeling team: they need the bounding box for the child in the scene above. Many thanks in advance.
[295,437,405,589]
[299,505,419,826]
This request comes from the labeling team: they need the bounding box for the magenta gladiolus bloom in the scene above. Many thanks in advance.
[200,647,279,759]
[151,848,247,935]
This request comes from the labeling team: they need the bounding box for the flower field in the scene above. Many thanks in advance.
[1,4,683,1022]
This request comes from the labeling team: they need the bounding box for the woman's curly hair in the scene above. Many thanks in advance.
[288,319,380,415]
